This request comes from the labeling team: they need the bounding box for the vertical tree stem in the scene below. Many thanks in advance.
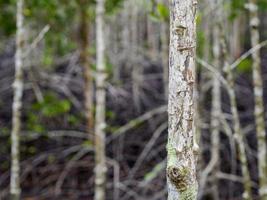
[94,0,107,199]
[167,1,198,199]
[220,24,253,200]
[78,0,94,133]
[247,0,267,198]
[10,0,24,199]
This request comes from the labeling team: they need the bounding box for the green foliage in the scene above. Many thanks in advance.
[41,46,54,67]
[156,3,169,21]
[0,127,9,136]
[259,0,267,11]
[0,0,16,36]
[227,0,267,19]
[24,0,78,58]
[228,0,246,20]
[106,59,114,78]
[236,58,252,73]
[106,110,115,120]
[27,92,72,132]
[197,30,205,58]
[27,146,37,154]
[27,113,45,133]
[105,0,124,15]
[25,0,78,25]
[105,125,120,134]
[32,93,71,118]
[83,140,93,148]
[67,115,80,126]
[149,2,169,22]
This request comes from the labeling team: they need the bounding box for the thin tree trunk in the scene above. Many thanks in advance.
[94,0,107,199]
[199,10,221,198]
[221,27,253,200]
[224,63,253,200]
[230,16,244,60]
[209,3,221,199]
[247,1,267,198]
[10,0,24,199]
[78,0,94,133]
[147,16,158,61]
[131,2,142,113]
[167,1,198,199]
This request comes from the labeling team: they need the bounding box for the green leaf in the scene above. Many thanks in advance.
[105,0,124,15]
[259,0,267,10]
[236,58,252,73]
[83,140,93,148]
[157,3,169,21]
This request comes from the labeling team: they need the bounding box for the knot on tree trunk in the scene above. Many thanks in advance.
[167,165,198,200]
[167,165,189,192]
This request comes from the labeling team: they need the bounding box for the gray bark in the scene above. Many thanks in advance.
[167,0,198,199]
[199,7,221,197]
[247,0,267,198]
[10,0,25,199]
[221,25,253,200]
[94,0,107,199]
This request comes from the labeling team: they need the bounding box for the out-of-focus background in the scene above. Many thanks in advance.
[1,0,267,199]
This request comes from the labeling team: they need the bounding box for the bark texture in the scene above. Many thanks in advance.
[94,0,107,199]
[167,1,198,199]
[247,0,267,198]
[10,0,24,199]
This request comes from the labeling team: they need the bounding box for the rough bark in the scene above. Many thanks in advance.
[94,0,107,199]
[10,0,24,199]
[167,1,198,199]
[247,1,267,198]
[78,0,94,133]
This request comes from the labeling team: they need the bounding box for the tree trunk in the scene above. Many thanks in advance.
[247,0,267,198]
[221,24,253,200]
[209,3,222,199]
[199,8,221,198]
[10,0,24,199]
[94,0,107,199]
[131,2,142,113]
[167,1,198,199]
[225,61,253,200]
[78,0,94,133]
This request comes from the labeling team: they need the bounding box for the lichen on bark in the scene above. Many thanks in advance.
[167,1,198,199]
